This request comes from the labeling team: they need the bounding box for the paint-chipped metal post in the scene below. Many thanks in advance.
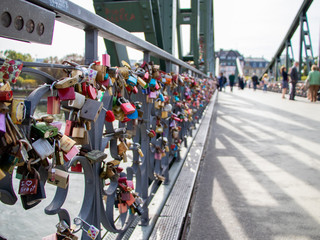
[85,28,99,65]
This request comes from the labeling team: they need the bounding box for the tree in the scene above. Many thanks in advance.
[3,50,33,62]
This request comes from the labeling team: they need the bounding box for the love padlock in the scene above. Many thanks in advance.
[149,78,157,88]
[118,98,135,115]
[0,91,13,102]
[127,76,137,86]
[47,168,69,189]
[68,92,85,109]
[54,77,78,89]
[87,85,97,99]
[11,99,25,124]
[57,87,76,101]
[80,99,103,122]
[105,110,115,122]
[32,138,54,160]
[102,53,111,67]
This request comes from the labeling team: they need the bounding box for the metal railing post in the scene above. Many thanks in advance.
[85,28,99,65]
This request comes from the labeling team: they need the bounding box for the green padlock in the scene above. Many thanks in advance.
[31,123,58,138]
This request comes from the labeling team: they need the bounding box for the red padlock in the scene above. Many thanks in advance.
[0,91,13,102]
[125,86,132,93]
[82,82,87,96]
[71,163,82,173]
[47,96,60,114]
[121,117,131,123]
[118,98,135,115]
[132,86,138,94]
[57,87,75,101]
[105,110,115,122]
[87,85,97,99]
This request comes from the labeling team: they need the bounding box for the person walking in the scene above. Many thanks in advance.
[238,74,244,90]
[252,73,258,91]
[218,72,226,92]
[262,73,269,92]
[229,73,235,92]
[280,66,288,99]
[289,61,299,100]
[306,65,320,102]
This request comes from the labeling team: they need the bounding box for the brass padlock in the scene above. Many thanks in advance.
[118,141,128,156]
[60,135,76,153]
[100,162,115,179]
[154,99,162,109]
[155,124,163,134]
[73,130,90,145]
[137,148,144,157]
[161,111,168,119]
[47,168,69,189]
[172,128,179,139]
[72,125,85,138]
[0,168,5,180]
[54,77,78,89]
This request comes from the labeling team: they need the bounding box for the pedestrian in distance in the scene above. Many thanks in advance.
[229,73,235,92]
[289,61,299,100]
[218,72,227,92]
[251,73,258,91]
[262,73,269,92]
[280,66,288,99]
[238,74,245,90]
[306,65,320,102]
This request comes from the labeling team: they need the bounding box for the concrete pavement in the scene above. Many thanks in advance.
[185,88,320,240]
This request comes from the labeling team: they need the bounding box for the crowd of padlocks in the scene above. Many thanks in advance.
[0,55,215,239]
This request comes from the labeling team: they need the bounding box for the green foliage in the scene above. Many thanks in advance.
[3,50,34,62]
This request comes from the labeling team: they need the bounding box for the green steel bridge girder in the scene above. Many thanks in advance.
[93,0,214,75]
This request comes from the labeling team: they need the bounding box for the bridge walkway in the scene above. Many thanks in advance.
[185,88,320,240]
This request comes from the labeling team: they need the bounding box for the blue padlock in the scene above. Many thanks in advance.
[159,93,164,102]
[149,78,156,88]
[127,109,138,120]
[104,73,109,81]
[127,76,137,86]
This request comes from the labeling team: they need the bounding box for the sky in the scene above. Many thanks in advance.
[0,0,319,62]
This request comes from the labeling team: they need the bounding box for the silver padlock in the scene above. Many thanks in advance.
[32,138,54,160]
[68,92,86,109]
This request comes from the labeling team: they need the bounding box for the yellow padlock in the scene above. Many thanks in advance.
[0,168,5,181]
[11,99,25,124]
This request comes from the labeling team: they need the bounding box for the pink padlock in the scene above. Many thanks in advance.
[63,145,79,162]
[50,121,62,131]
[0,113,6,134]
[148,91,158,99]
[126,180,134,190]
[102,53,111,67]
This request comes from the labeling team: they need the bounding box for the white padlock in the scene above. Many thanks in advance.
[68,92,86,109]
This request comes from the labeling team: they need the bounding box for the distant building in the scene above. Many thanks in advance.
[243,57,269,77]
[215,49,244,78]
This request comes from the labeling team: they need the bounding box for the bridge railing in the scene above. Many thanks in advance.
[0,1,215,239]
